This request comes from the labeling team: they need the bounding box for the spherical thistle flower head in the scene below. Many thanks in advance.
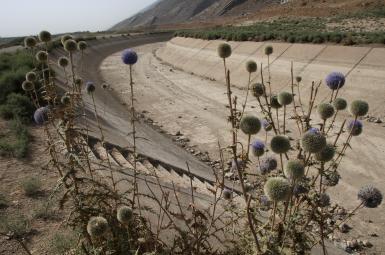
[347,120,363,136]
[223,188,233,200]
[24,37,37,48]
[301,130,327,153]
[217,43,232,59]
[333,98,347,111]
[61,34,73,45]
[295,76,302,83]
[78,41,88,51]
[231,159,245,171]
[308,127,320,134]
[25,72,37,82]
[86,81,96,94]
[251,139,265,157]
[58,57,69,68]
[61,95,71,105]
[270,95,282,109]
[293,183,309,197]
[270,135,291,154]
[315,143,335,162]
[350,100,369,117]
[39,30,51,42]
[358,185,383,208]
[64,39,78,52]
[278,91,293,106]
[102,83,109,90]
[240,115,261,135]
[259,195,270,207]
[317,103,335,120]
[284,160,305,181]
[251,83,265,97]
[34,107,49,125]
[75,77,84,87]
[22,81,34,92]
[36,51,48,63]
[117,206,133,224]
[325,171,340,187]
[264,177,290,202]
[325,72,345,90]
[319,193,331,207]
[122,49,138,65]
[262,119,273,132]
[246,60,257,73]
[87,216,108,238]
[259,156,278,175]
[265,45,273,56]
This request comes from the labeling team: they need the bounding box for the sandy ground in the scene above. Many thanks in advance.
[101,42,385,253]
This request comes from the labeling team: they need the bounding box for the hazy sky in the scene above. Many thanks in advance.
[0,0,157,37]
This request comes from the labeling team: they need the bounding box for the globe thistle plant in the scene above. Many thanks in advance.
[357,185,383,208]
[270,95,282,109]
[231,159,245,172]
[61,34,73,45]
[262,119,272,132]
[251,83,265,97]
[58,57,69,68]
[264,177,290,202]
[293,183,309,197]
[246,60,257,73]
[284,160,305,181]
[117,206,132,224]
[36,51,48,63]
[259,156,278,175]
[301,130,326,153]
[223,188,233,200]
[61,95,71,106]
[350,100,369,117]
[270,135,290,154]
[25,72,37,82]
[277,92,293,106]
[295,76,302,83]
[333,98,347,111]
[122,49,138,65]
[251,140,265,157]
[324,171,340,187]
[64,39,78,52]
[217,43,232,59]
[78,41,88,51]
[38,30,51,42]
[240,115,261,135]
[86,81,96,94]
[315,143,335,162]
[24,37,37,48]
[319,193,331,207]
[75,77,83,87]
[317,103,335,120]
[87,216,108,238]
[347,120,363,136]
[265,45,273,56]
[33,107,49,125]
[325,72,345,90]
[22,81,34,92]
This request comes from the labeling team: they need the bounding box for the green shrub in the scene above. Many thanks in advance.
[33,203,57,220]
[0,69,28,104]
[50,231,78,254]
[0,93,34,123]
[0,214,31,238]
[21,177,42,197]
[0,119,30,158]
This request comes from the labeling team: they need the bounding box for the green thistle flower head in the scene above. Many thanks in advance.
[317,103,335,120]
[350,100,369,117]
[284,160,305,181]
[36,51,48,63]
[278,91,293,106]
[24,37,37,48]
[75,77,84,87]
[64,39,77,52]
[246,60,257,73]
[333,98,347,111]
[117,206,133,224]
[87,216,108,238]
[270,95,282,109]
[217,43,232,59]
[301,130,326,153]
[78,41,88,51]
[240,115,261,135]
[61,34,73,45]
[265,45,273,56]
[38,30,51,42]
[58,57,69,68]
[315,143,335,162]
[295,76,302,83]
[25,72,37,82]
[22,81,34,91]
[270,135,291,154]
[251,83,265,97]
[264,177,290,202]
[61,95,71,105]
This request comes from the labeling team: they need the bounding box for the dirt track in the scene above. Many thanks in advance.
[100,41,385,253]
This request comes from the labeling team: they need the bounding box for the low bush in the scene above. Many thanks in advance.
[33,203,57,220]
[21,177,42,197]
[0,93,34,122]
[50,231,78,254]
[0,119,30,158]
[0,214,31,238]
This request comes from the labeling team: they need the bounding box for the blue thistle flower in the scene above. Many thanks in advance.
[251,139,265,157]
[325,72,345,90]
[86,81,96,94]
[122,49,138,65]
[308,127,320,134]
[259,195,270,207]
[34,107,49,125]
[259,156,278,175]
[347,120,363,136]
